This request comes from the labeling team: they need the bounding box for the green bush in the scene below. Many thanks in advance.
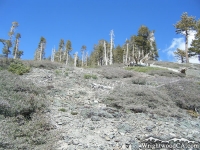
[55,70,62,76]
[132,78,146,85]
[64,72,68,76]
[101,67,133,79]
[58,108,67,112]
[84,74,97,79]
[8,61,30,75]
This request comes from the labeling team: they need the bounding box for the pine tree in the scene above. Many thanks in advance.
[189,19,200,55]
[174,48,186,63]
[59,39,64,62]
[174,12,196,63]
[34,37,46,60]
[113,45,123,63]
[129,26,158,64]
[65,40,72,65]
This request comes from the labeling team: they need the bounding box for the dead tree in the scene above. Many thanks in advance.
[125,40,129,64]
[109,30,114,65]
[74,52,78,67]
[51,47,55,62]
[104,41,108,65]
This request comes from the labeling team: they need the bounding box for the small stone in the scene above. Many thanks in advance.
[119,132,125,136]
[94,100,98,103]
[72,139,79,145]
[58,122,62,125]
[145,125,155,132]
[114,138,120,142]
[89,126,95,130]
[91,116,100,121]
[74,95,80,98]
[109,134,115,139]
[71,111,78,115]
[169,133,176,137]
[105,136,111,141]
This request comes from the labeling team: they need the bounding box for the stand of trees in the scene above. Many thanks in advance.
[0,22,23,59]
[88,27,158,66]
[2,13,200,66]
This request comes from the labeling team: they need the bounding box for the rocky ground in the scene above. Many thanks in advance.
[21,64,200,150]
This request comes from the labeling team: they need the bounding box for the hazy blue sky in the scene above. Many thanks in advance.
[0,0,200,62]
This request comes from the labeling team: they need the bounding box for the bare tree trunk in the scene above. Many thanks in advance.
[74,52,78,67]
[81,51,84,67]
[125,43,129,64]
[40,43,42,61]
[132,44,135,63]
[138,49,141,62]
[104,41,108,65]
[51,48,55,62]
[141,49,144,58]
[110,43,113,65]
[14,39,19,59]
[59,48,62,62]
[85,51,88,67]
[140,53,149,64]
[123,49,125,64]
[66,52,68,65]
[109,30,114,65]
[185,32,189,63]
[134,56,138,65]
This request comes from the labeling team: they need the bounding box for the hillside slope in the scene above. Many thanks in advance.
[0,60,200,149]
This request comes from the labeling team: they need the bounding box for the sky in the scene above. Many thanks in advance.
[0,0,200,63]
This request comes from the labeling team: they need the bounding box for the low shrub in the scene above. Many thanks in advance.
[84,74,97,79]
[132,78,146,85]
[0,58,15,70]
[64,72,68,76]
[8,61,30,75]
[0,70,46,118]
[58,108,67,112]
[160,79,200,112]
[104,84,185,118]
[55,70,62,76]
[23,60,62,70]
[101,67,133,79]
[0,113,56,149]
[148,69,185,78]
[0,70,55,149]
